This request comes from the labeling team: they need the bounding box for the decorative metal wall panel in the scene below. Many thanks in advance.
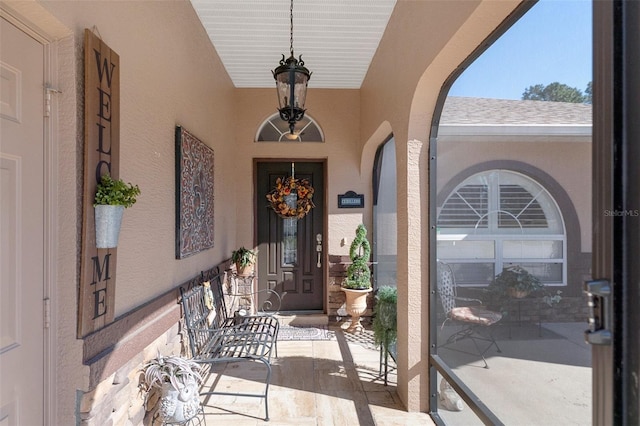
[175,126,214,258]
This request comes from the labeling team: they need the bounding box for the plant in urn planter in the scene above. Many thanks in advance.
[487,265,562,318]
[93,174,140,248]
[139,353,204,424]
[231,246,257,276]
[342,224,373,332]
[489,265,544,299]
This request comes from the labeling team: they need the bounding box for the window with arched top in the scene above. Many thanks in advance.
[437,170,566,286]
[255,113,324,142]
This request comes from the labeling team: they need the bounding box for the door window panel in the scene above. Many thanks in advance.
[282,218,297,266]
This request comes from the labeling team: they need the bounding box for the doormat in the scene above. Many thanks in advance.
[277,325,334,341]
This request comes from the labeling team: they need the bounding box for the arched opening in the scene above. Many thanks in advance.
[429,1,592,424]
[255,113,324,142]
[372,134,397,289]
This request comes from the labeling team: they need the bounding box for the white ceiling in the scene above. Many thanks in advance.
[190,0,397,89]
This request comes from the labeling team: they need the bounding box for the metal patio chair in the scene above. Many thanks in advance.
[437,261,502,368]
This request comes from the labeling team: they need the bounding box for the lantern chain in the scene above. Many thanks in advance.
[290,0,294,57]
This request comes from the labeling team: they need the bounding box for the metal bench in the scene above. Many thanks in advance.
[180,270,279,421]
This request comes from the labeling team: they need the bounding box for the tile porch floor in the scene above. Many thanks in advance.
[193,325,435,426]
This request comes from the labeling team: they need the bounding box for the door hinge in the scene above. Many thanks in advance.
[43,298,51,329]
[44,86,61,117]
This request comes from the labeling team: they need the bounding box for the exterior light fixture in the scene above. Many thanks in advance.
[272,0,311,136]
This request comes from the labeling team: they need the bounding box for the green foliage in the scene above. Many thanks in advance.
[522,81,591,103]
[343,224,372,289]
[231,247,256,267]
[487,265,562,312]
[584,81,592,104]
[373,286,397,348]
[490,265,544,294]
[94,174,140,208]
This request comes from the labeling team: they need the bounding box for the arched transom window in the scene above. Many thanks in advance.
[255,113,324,142]
[437,170,566,286]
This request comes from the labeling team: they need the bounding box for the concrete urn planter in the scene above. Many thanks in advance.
[158,379,201,423]
[342,288,372,333]
[94,205,124,248]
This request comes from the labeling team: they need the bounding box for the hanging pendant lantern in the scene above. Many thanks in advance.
[272,0,311,136]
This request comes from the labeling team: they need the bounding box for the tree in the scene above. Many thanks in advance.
[522,81,590,103]
[584,81,592,104]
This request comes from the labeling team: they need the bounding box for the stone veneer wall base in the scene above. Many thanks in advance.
[77,261,232,425]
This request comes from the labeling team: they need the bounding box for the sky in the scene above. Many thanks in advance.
[448,0,592,100]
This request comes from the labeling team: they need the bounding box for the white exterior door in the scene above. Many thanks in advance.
[0,17,45,425]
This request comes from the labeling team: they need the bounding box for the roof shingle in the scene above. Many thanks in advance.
[441,97,592,126]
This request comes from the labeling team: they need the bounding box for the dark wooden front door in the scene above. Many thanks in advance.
[257,161,324,311]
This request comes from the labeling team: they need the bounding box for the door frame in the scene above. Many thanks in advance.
[253,158,328,313]
[0,6,59,424]
[592,0,639,423]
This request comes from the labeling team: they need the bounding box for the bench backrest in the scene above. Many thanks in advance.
[180,271,229,357]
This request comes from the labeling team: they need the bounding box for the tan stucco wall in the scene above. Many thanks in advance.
[234,88,367,257]
[10,1,238,423]
[40,0,238,315]
[437,139,593,252]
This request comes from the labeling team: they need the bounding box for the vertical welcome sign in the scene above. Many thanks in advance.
[79,29,120,337]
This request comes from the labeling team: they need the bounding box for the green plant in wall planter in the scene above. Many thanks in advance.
[342,224,373,332]
[231,246,257,276]
[94,174,140,249]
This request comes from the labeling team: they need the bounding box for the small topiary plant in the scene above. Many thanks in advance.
[94,174,141,208]
[343,224,372,290]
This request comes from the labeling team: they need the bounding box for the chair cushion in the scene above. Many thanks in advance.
[449,306,502,326]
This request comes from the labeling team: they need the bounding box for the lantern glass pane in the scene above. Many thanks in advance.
[276,75,290,109]
[293,72,308,108]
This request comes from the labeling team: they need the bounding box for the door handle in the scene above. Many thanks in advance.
[316,233,322,268]
[584,279,612,345]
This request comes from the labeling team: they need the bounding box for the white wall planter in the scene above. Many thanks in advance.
[94,205,124,248]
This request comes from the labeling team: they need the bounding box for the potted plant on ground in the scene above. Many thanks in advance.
[342,224,373,332]
[373,286,397,385]
[489,265,544,299]
[139,353,204,424]
[231,246,257,276]
[93,174,140,248]
[487,264,563,324]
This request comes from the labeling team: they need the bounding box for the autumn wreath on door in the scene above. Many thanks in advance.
[266,175,315,219]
